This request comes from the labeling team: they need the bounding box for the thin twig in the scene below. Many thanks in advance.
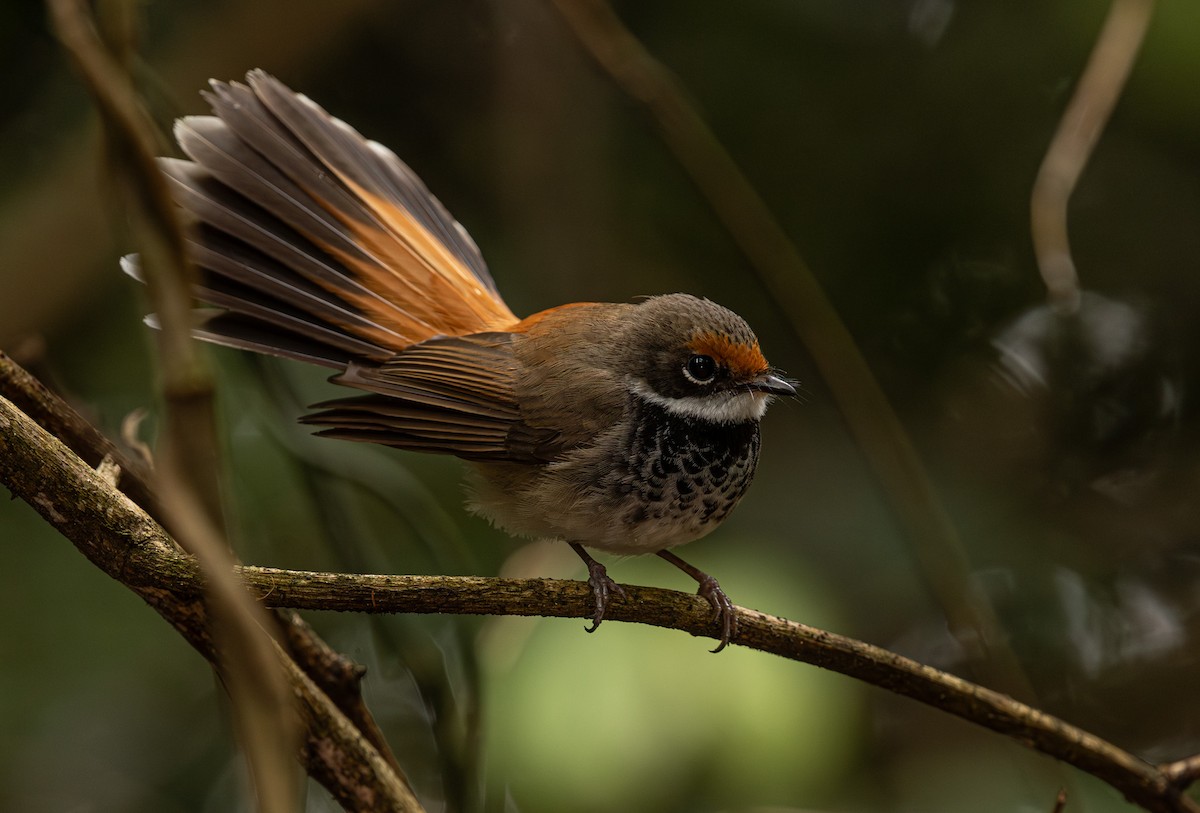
[2,391,1196,813]
[46,0,300,807]
[1030,0,1156,312]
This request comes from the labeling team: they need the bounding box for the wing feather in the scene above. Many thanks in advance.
[301,333,561,462]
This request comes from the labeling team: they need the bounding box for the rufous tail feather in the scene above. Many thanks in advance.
[127,69,517,370]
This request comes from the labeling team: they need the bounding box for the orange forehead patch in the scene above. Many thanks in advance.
[688,332,769,378]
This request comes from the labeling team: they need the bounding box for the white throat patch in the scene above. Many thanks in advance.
[629,379,770,424]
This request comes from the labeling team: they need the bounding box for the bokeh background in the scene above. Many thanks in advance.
[2,1,1199,811]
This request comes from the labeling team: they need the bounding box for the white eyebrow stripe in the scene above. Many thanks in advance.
[628,379,770,424]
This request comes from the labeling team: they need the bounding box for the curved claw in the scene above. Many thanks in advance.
[656,549,738,653]
[696,575,738,653]
[582,561,626,633]
[570,543,626,634]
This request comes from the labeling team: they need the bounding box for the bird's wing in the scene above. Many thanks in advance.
[302,333,567,463]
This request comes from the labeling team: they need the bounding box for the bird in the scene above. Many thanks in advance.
[130,70,795,652]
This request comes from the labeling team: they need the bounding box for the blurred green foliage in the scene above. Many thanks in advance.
[2,1,1198,811]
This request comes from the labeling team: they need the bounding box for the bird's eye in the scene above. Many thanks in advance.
[683,354,717,384]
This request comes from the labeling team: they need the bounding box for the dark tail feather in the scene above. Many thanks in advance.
[134,70,519,371]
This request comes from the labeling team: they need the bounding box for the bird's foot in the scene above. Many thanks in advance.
[656,549,739,653]
[582,559,626,633]
[696,574,737,653]
[570,543,626,634]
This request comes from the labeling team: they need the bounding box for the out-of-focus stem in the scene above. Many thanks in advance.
[1031,0,1156,313]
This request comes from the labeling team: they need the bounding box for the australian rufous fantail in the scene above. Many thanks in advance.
[128,70,795,651]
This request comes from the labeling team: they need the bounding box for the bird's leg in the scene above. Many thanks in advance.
[656,549,738,653]
[569,543,626,633]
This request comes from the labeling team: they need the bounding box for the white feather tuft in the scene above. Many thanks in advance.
[629,379,770,424]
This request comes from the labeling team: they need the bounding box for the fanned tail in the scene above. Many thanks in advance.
[138,69,517,369]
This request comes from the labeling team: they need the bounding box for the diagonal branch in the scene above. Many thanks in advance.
[0,392,423,812]
[1,386,1196,813]
[0,349,421,812]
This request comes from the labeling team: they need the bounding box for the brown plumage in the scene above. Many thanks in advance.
[133,70,795,651]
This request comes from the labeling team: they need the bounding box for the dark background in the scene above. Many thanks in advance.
[1,1,1198,811]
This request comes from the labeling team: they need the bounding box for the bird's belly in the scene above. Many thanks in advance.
[467,407,762,554]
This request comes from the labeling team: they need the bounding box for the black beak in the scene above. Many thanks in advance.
[749,373,798,397]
